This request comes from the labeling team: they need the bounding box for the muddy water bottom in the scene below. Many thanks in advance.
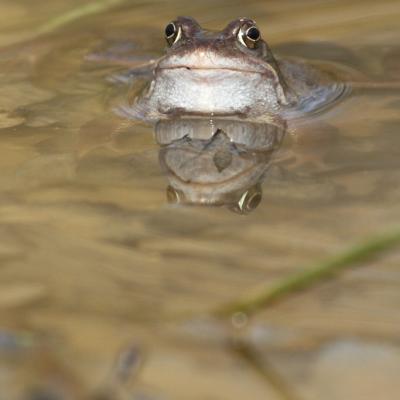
[0,1,400,399]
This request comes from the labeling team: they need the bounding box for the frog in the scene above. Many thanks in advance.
[116,16,349,123]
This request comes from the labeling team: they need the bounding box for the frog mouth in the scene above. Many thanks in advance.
[159,65,270,75]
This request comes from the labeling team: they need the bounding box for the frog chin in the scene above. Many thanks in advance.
[148,68,282,116]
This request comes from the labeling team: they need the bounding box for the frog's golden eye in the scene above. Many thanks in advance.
[238,25,261,49]
[165,22,182,46]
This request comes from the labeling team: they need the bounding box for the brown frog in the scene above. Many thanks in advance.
[118,16,348,122]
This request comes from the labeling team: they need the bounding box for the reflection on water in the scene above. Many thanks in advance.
[156,118,285,213]
[0,1,400,399]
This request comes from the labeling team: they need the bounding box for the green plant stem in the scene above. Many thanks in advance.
[37,0,127,36]
[216,229,400,318]
[230,339,303,400]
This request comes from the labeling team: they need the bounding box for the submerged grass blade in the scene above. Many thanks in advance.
[37,0,127,36]
[216,229,400,318]
[230,339,303,400]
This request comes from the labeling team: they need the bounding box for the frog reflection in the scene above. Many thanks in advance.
[155,118,285,213]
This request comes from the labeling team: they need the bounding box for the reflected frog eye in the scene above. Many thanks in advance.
[238,25,261,49]
[165,22,182,46]
[166,185,184,204]
[230,185,262,214]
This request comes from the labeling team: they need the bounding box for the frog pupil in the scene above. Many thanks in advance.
[246,27,260,41]
[165,23,176,38]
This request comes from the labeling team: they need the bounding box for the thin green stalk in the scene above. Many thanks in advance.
[230,339,303,400]
[216,229,400,318]
[37,0,127,36]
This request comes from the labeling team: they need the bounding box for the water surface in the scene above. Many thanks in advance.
[0,1,399,399]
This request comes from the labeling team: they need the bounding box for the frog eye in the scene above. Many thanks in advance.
[238,25,261,49]
[165,22,182,46]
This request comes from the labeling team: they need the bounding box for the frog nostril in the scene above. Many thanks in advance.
[186,67,191,70]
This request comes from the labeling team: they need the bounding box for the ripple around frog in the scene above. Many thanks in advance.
[112,62,352,125]
[110,58,352,215]
[283,80,351,121]
[97,17,387,213]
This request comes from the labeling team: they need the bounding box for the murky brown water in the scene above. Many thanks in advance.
[0,1,400,399]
